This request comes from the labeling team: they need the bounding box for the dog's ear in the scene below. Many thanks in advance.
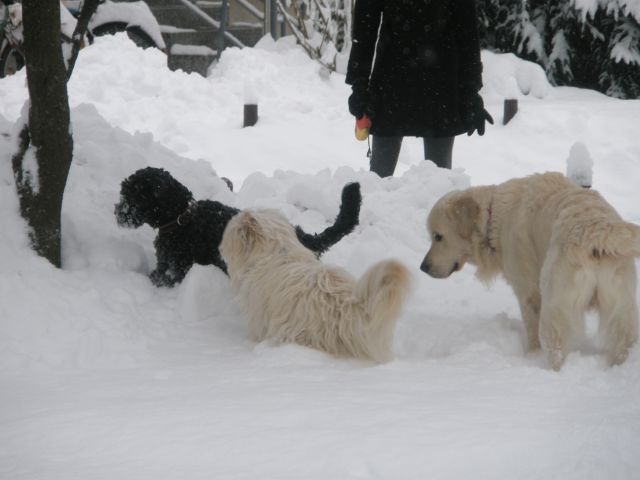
[450,195,480,239]
[236,212,264,247]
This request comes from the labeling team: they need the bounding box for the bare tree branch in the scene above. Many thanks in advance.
[66,0,101,79]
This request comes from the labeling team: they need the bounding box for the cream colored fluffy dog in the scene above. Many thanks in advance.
[220,209,411,362]
[421,172,639,370]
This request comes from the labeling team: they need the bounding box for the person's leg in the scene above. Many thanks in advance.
[370,135,403,177]
[423,136,454,169]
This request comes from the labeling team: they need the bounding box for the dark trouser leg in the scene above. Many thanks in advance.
[370,135,403,178]
[423,136,454,169]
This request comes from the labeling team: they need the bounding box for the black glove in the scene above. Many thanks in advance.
[463,93,493,136]
[348,78,371,119]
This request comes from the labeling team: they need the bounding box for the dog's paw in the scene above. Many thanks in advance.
[527,336,541,352]
[608,347,630,367]
[150,269,177,288]
[546,348,566,371]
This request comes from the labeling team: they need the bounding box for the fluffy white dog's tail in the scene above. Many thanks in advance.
[595,221,640,258]
[353,260,411,360]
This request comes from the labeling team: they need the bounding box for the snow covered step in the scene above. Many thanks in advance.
[162,26,219,48]
[195,0,223,7]
[167,43,218,76]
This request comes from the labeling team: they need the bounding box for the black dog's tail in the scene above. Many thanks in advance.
[295,182,361,256]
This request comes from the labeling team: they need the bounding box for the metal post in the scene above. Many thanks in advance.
[216,0,230,59]
[270,0,278,39]
[264,0,272,39]
[280,15,286,38]
[265,0,278,39]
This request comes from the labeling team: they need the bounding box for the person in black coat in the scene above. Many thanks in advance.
[346,0,493,176]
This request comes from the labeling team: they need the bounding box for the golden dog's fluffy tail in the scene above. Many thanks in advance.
[590,221,640,258]
[353,260,411,360]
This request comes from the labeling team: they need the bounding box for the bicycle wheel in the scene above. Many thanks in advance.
[0,41,24,77]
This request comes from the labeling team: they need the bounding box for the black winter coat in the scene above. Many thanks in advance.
[346,0,483,137]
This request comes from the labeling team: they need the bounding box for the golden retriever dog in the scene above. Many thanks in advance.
[220,209,411,362]
[421,172,639,370]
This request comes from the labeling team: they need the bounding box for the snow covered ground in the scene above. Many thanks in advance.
[1,34,640,479]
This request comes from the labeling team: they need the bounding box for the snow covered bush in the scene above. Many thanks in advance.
[477,0,640,98]
[280,0,638,98]
[277,0,353,73]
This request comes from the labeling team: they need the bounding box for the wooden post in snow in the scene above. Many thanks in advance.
[503,99,518,125]
[243,104,258,127]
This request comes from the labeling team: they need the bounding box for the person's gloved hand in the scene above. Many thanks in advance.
[348,78,371,119]
[463,93,493,136]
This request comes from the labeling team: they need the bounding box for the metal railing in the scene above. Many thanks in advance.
[177,0,242,50]
[177,0,284,56]
[236,0,263,21]
[234,0,283,38]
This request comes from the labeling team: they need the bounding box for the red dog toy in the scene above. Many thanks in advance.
[354,115,371,141]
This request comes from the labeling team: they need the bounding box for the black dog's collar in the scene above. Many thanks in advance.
[158,200,197,234]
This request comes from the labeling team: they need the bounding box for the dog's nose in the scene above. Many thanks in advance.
[420,261,431,274]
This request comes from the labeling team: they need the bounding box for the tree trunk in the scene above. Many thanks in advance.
[14,0,73,267]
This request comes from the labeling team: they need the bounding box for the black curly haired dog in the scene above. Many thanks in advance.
[114,167,362,287]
